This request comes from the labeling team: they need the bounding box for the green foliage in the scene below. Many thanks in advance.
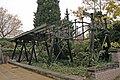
[34,0,61,27]
[72,39,90,53]
[110,21,120,45]
[61,18,74,38]
[113,21,120,30]
[74,0,120,22]
[0,38,14,48]
[0,38,14,54]
[111,42,120,48]
[71,39,93,66]
[95,62,110,68]
[105,1,120,19]
[22,39,113,78]
[32,61,90,77]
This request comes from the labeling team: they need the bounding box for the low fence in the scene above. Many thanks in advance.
[88,49,120,80]
[7,49,120,80]
[95,68,120,80]
[88,62,119,80]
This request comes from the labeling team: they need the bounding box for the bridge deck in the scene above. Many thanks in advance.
[0,64,53,80]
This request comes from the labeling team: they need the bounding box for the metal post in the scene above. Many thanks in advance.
[0,45,4,64]
[104,18,107,29]
[74,19,77,39]
[88,13,95,66]
[17,42,24,62]
[81,17,85,40]
[45,41,51,65]
[67,39,73,62]
[28,41,35,65]
[100,0,102,11]
[89,13,95,52]
[24,43,29,61]
[12,41,18,59]
[34,44,37,62]
[65,8,69,21]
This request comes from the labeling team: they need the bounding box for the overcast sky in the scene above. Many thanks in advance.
[0,0,82,31]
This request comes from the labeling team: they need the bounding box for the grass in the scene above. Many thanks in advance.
[32,61,90,77]
[114,75,120,80]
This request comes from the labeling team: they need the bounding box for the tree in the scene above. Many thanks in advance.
[105,1,120,19]
[33,0,61,27]
[73,0,120,21]
[0,7,22,38]
[111,21,120,43]
[73,0,120,62]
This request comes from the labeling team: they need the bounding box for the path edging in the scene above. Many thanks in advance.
[8,61,85,80]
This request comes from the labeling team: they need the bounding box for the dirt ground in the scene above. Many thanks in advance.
[114,75,120,80]
[0,64,53,80]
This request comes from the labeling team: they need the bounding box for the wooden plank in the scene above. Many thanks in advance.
[13,24,47,40]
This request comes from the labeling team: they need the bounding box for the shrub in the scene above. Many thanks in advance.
[32,61,90,77]
[0,38,14,48]
[0,38,14,54]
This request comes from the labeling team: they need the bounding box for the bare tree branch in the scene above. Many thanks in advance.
[0,7,23,38]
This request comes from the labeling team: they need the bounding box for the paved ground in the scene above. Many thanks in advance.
[0,64,53,80]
